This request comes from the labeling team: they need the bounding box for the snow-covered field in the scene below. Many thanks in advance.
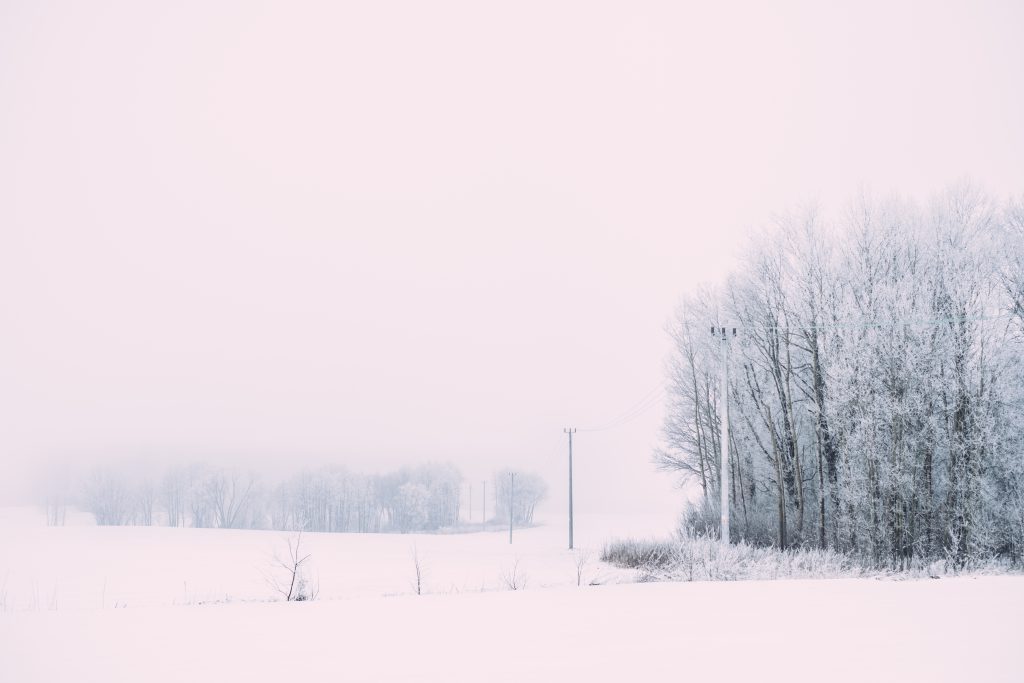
[2,508,1022,682]
[0,507,670,608]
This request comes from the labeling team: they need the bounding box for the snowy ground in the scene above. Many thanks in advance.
[0,507,671,608]
[2,508,1022,682]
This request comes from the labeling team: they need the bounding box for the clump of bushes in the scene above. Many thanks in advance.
[600,538,678,570]
[602,535,868,582]
[601,533,1019,583]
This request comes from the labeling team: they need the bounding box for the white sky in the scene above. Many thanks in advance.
[1,0,1022,514]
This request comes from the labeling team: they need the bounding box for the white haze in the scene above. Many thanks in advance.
[1,1,1022,514]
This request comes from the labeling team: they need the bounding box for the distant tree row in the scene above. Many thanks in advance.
[658,185,1024,566]
[266,464,463,533]
[51,462,548,534]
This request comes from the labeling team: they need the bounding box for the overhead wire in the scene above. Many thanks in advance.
[577,384,666,433]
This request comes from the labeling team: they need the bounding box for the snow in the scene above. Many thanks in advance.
[0,507,671,608]
[4,577,1022,682]
[2,508,1022,682]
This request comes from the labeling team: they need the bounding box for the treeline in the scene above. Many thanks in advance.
[658,185,1024,567]
[50,462,548,533]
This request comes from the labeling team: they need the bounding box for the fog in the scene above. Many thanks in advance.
[1,0,1022,515]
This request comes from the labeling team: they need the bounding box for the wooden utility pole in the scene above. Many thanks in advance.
[714,326,735,548]
[565,427,576,550]
[508,472,515,544]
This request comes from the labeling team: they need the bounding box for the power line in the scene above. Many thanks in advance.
[508,471,514,545]
[578,385,666,433]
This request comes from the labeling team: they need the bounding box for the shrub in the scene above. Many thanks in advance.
[603,531,1021,583]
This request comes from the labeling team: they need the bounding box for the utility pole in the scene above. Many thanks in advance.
[564,427,576,550]
[714,326,735,548]
[508,472,515,544]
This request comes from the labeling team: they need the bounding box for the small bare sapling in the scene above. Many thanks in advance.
[573,549,592,587]
[501,558,527,591]
[266,532,318,602]
[410,543,426,595]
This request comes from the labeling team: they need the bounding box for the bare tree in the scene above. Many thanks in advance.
[500,559,527,591]
[83,468,131,526]
[134,479,155,526]
[266,532,317,602]
[410,544,426,595]
[573,549,592,587]
[206,469,258,529]
[493,470,547,525]
[161,466,190,527]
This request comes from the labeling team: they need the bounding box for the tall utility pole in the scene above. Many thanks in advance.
[564,427,577,550]
[508,472,515,544]
[714,326,735,548]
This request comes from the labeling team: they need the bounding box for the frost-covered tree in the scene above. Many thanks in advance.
[161,465,191,527]
[395,482,430,532]
[82,468,132,526]
[493,470,547,525]
[659,185,1024,566]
